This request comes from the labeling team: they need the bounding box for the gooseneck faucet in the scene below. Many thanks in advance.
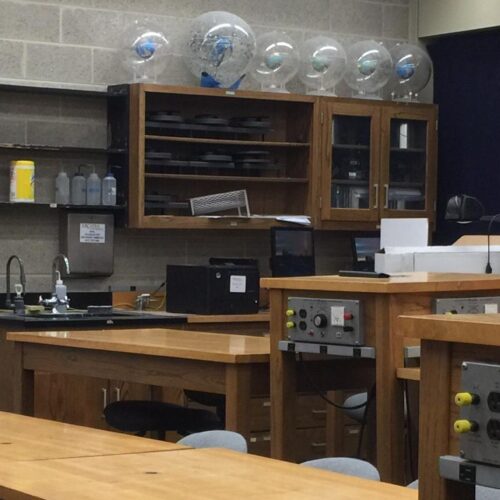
[39,254,71,314]
[5,255,26,310]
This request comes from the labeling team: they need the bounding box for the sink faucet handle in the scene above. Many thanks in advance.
[14,283,23,296]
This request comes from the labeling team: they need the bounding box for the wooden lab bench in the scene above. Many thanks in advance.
[261,272,500,484]
[399,313,500,500]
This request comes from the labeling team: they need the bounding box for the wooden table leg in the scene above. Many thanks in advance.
[11,343,34,415]
[376,296,405,484]
[419,340,474,500]
[225,364,252,440]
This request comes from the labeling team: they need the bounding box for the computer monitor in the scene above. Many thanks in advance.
[352,236,380,271]
[270,227,315,277]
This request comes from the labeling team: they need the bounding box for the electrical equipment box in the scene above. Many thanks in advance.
[454,361,500,466]
[285,297,363,346]
[433,296,500,315]
[59,213,114,277]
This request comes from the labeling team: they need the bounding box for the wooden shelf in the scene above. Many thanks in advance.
[332,179,369,186]
[390,147,426,153]
[0,201,125,211]
[145,173,308,184]
[333,144,370,150]
[145,135,310,148]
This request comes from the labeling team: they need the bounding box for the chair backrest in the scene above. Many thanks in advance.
[177,430,247,453]
[406,480,499,499]
[301,457,380,481]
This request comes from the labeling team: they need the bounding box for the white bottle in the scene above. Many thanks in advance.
[102,170,117,206]
[86,170,101,206]
[55,169,70,205]
[71,170,86,205]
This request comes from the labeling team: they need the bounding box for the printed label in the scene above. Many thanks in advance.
[80,223,106,244]
[230,275,246,293]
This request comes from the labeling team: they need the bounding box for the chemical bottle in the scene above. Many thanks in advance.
[86,169,102,206]
[102,169,117,206]
[55,168,70,205]
[10,160,35,203]
[71,166,86,205]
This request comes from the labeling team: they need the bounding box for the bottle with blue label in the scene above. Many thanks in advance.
[102,168,117,206]
[86,168,101,206]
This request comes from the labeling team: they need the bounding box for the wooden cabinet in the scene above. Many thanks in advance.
[110,83,318,230]
[318,98,438,230]
[111,83,437,231]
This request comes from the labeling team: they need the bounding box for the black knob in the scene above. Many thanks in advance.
[313,314,328,328]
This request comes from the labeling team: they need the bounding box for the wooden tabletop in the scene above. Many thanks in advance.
[6,328,270,363]
[0,447,417,500]
[398,313,500,346]
[187,311,270,324]
[0,411,185,462]
[261,272,500,293]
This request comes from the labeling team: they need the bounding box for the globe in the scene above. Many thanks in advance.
[389,43,432,101]
[121,20,170,82]
[344,40,393,99]
[249,31,299,93]
[184,11,256,89]
[298,36,346,95]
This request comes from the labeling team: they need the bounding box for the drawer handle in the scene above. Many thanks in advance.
[311,442,326,448]
[249,435,271,443]
[348,429,360,435]
[113,387,121,402]
[262,401,271,408]
[311,409,327,415]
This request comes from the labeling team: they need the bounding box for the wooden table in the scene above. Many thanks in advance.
[6,328,270,440]
[0,411,185,462]
[261,272,500,484]
[184,311,270,336]
[399,313,500,500]
[0,447,417,500]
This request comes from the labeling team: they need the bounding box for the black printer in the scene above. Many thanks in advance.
[166,259,260,315]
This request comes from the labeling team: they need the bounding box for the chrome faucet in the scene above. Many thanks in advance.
[39,254,70,314]
[5,255,26,310]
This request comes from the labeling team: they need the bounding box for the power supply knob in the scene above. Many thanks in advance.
[313,314,328,328]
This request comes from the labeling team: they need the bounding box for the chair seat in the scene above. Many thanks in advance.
[103,400,222,435]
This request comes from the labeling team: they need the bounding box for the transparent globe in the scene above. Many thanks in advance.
[344,40,393,99]
[298,36,346,96]
[184,11,255,89]
[121,20,170,82]
[249,31,299,93]
[389,43,432,101]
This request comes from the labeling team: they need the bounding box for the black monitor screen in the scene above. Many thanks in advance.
[353,237,380,262]
[270,228,315,277]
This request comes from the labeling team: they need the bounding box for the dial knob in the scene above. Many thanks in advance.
[313,314,328,328]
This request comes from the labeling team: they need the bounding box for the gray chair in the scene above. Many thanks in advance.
[407,480,500,499]
[300,457,380,481]
[177,430,248,453]
[343,392,368,423]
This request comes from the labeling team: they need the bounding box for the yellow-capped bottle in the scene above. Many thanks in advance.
[10,160,35,203]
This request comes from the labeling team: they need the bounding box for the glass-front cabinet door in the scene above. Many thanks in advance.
[321,102,380,222]
[380,106,437,221]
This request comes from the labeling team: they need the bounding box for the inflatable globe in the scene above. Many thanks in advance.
[184,11,255,89]
[298,36,346,95]
[389,43,432,101]
[121,20,170,82]
[344,40,393,99]
[249,31,299,93]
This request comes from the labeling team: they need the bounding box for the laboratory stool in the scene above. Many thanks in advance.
[177,430,247,453]
[301,457,380,481]
[103,400,222,440]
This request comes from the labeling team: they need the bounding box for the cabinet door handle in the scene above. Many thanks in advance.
[384,184,389,208]
[101,387,108,411]
[311,442,326,448]
[373,184,379,209]
[113,387,121,402]
[311,409,327,415]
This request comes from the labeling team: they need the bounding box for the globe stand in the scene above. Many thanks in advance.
[391,90,420,102]
[353,89,383,100]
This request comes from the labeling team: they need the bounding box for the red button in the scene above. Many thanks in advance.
[344,312,353,320]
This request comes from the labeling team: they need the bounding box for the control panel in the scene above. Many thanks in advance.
[285,297,363,346]
[434,296,500,315]
[454,361,500,466]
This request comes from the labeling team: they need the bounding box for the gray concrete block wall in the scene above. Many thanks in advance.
[0,0,411,293]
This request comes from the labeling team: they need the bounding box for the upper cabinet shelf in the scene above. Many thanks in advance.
[112,83,317,230]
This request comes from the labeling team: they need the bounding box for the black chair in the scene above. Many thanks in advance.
[103,400,223,440]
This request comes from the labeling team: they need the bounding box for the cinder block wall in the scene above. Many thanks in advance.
[0,0,413,293]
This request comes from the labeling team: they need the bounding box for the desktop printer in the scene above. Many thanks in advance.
[166,259,260,314]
